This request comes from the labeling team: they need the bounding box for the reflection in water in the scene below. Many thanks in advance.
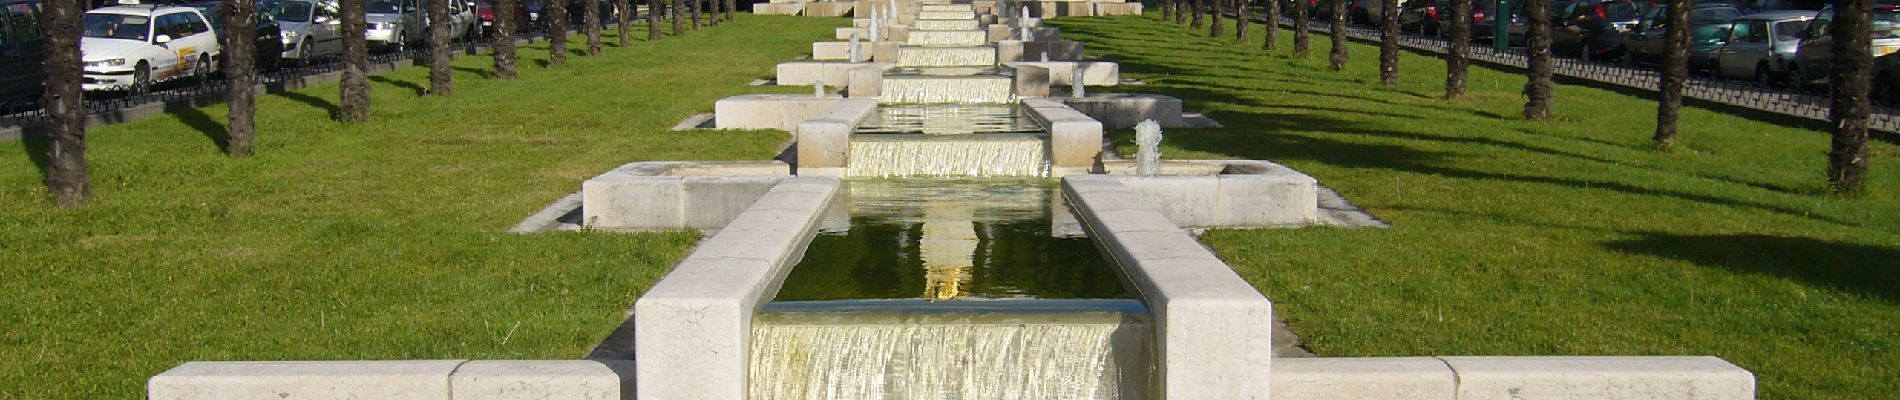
[855,104,1044,135]
[774,179,1131,301]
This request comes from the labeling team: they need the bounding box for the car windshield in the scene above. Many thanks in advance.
[82,13,150,41]
[1693,23,1732,41]
[1691,7,1740,22]
[1604,1,1640,20]
[266,0,314,22]
[367,0,401,14]
[1774,19,1808,40]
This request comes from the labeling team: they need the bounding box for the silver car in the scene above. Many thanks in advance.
[269,0,344,63]
[365,0,422,50]
[1711,11,1813,85]
[1788,4,1900,86]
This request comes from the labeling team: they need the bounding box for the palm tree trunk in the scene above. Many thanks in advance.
[340,0,370,122]
[1328,0,1347,70]
[1176,0,1188,23]
[223,0,259,155]
[1379,0,1398,83]
[1444,0,1469,99]
[1652,0,1688,141]
[648,0,662,40]
[1211,0,1225,37]
[1827,0,1873,191]
[429,0,452,95]
[724,0,733,21]
[670,0,682,35]
[1192,0,1204,28]
[1524,0,1553,119]
[690,0,700,29]
[616,0,630,46]
[1163,0,1174,21]
[1263,0,1278,50]
[1293,0,1310,58]
[586,0,602,54]
[495,0,519,77]
[1236,0,1250,43]
[40,0,87,206]
[549,0,568,66]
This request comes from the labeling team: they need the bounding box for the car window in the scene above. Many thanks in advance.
[182,11,209,35]
[83,13,152,40]
[1806,16,1829,39]
[1876,8,1900,39]
[1690,7,1739,22]
[6,2,37,42]
[1774,20,1808,40]
[367,0,399,13]
[1728,20,1768,43]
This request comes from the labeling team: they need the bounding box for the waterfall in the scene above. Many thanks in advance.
[918,10,976,19]
[748,310,1153,400]
[848,136,1050,178]
[913,19,980,30]
[907,30,989,46]
[897,46,998,67]
[880,76,1014,104]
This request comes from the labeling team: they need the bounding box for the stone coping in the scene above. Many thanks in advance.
[1097,160,1322,228]
[580,161,793,231]
[712,94,846,131]
[1021,98,1103,171]
[1275,357,1755,400]
[1063,175,1274,399]
[634,177,842,400]
[795,98,879,173]
[149,360,636,400]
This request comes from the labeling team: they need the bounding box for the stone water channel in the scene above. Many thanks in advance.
[144,1,1761,399]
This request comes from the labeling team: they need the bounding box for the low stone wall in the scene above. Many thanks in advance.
[1008,60,1120,86]
[714,94,845,130]
[777,61,882,87]
[1022,98,1103,171]
[149,360,636,400]
[1273,357,1755,400]
[803,1,854,16]
[1063,176,1275,400]
[1105,160,1320,228]
[753,2,803,14]
[796,98,879,173]
[1059,93,1187,129]
[1013,64,1052,98]
[998,39,1085,62]
[580,161,792,231]
[635,177,841,400]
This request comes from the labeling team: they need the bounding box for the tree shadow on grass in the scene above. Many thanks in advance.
[275,90,340,119]
[452,65,497,79]
[1604,233,1900,302]
[172,105,230,153]
[369,75,428,97]
[15,125,51,178]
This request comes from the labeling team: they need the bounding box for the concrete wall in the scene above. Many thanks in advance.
[752,2,803,14]
[775,61,873,87]
[1272,357,1755,400]
[997,39,1084,62]
[803,1,854,16]
[1008,61,1120,86]
[796,98,879,172]
[1012,64,1051,98]
[1059,93,1188,130]
[1023,98,1103,170]
[1108,160,1320,228]
[580,161,793,231]
[1063,176,1275,400]
[150,360,637,400]
[714,94,844,131]
[635,177,840,400]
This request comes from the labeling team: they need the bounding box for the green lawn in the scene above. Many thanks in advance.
[1048,14,1898,398]
[0,16,842,398]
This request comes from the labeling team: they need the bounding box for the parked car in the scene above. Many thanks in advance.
[1739,0,1822,13]
[267,0,342,64]
[1619,2,1741,68]
[1411,0,1496,37]
[0,0,45,105]
[80,5,221,93]
[1710,10,1812,85]
[475,0,529,37]
[1551,0,1642,60]
[365,0,422,50]
[1789,3,1900,86]
[185,0,285,70]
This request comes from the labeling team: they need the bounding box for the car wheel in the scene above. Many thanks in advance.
[1619,47,1634,67]
[1755,64,1776,88]
[1580,43,1594,62]
[132,62,152,95]
[195,55,213,83]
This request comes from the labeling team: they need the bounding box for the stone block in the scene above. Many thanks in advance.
[996,40,1024,62]
[450,360,634,400]
[1023,100,1102,171]
[873,41,901,63]
[1441,356,1756,400]
[582,176,683,229]
[1027,40,1084,61]
[1104,160,1320,227]
[1012,64,1051,98]
[812,41,851,60]
[796,99,877,169]
[1059,93,1187,130]
[752,2,803,14]
[149,360,465,400]
[714,93,845,131]
[681,176,784,230]
[1271,358,1457,400]
[1009,61,1119,85]
[834,26,867,40]
[847,65,885,98]
[803,1,854,16]
[1094,2,1142,15]
[775,61,868,87]
[987,24,1011,42]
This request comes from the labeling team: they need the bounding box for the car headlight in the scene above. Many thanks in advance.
[86,58,127,68]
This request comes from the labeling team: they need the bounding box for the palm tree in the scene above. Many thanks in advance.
[1827,0,1873,191]
[1328,0,1347,70]
[616,0,630,46]
[670,0,682,35]
[495,0,520,78]
[340,0,370,122]
[222,0,260,154]
[1262,0,1279,50]
[548,0,568,66]
[429,0,453,95]
[1444,0,1469,99]
[40,0,87,206]
[724,0,733,21]
[648,0,662,40]
[690,0,700,30]
[1237,0,1250,44]
[586,0,602,54]
[1293,0,1310,58]
[1211,0,1225,37]
[1193,0,1205,28]
[1524,0,1553,119]
[1163,0,1175,21]
[1379,0,1398,83]
[1652,0,1687,142]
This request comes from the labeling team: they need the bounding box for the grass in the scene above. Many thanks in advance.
[1047,14,1899,398]
[0,16,843,398]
